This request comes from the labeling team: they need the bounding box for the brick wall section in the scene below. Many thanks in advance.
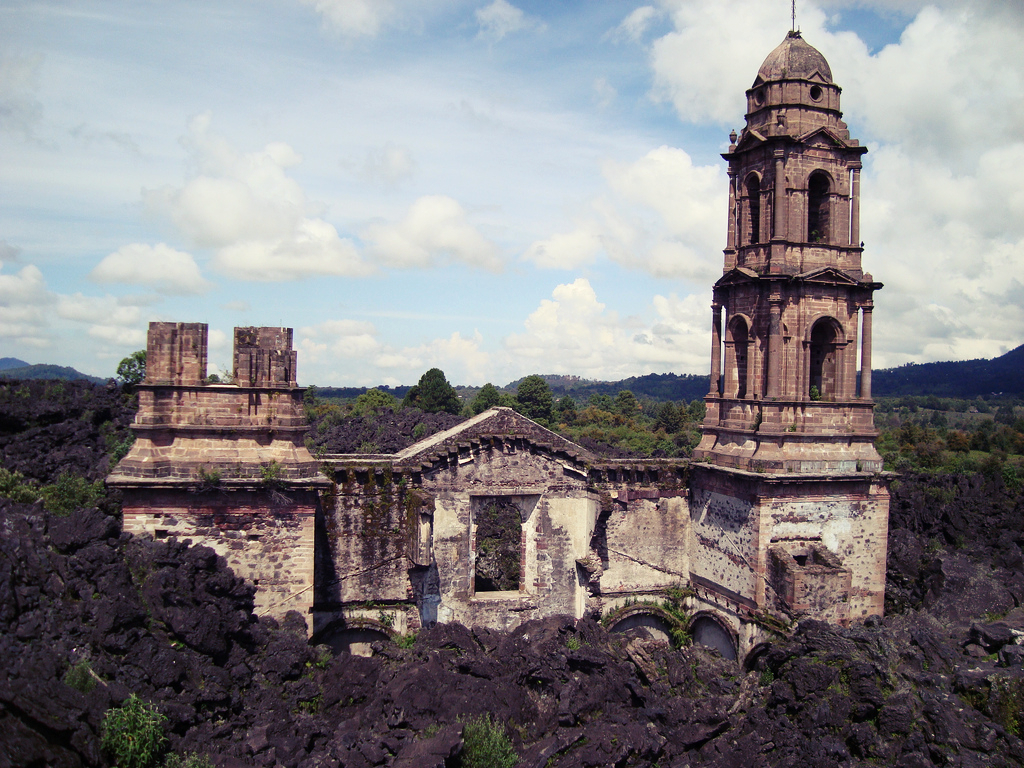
[122,488,318,618]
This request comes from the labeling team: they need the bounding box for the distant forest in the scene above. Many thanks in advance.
[2,343,1021,401]
[314,343,1024,404]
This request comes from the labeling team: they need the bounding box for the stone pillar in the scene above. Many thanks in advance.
[709,302,722,396]
[745,338,756,400]
[727,171,738,250]
[145,322,207,386]
[860,305,873,399]
[850,164,862,246]
[772,150,786,240]
[766,295,783,399]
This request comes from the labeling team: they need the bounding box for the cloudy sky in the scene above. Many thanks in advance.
[2,0,1022,386]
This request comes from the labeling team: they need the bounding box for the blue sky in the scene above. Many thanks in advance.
[2,0,1022,386]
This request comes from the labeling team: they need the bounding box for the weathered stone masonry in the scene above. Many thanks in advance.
[107,32,889,662]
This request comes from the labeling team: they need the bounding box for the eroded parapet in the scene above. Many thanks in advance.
[234,327,297,387]
[109,321,324,483]
[769,542,852,625]
[145,322,208,385]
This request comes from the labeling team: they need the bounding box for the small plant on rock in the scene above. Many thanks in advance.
[101,694,168,768]
[457,714,518,768]
[260,460,284,488]
[163,754,213,768]
[63,659,98,693]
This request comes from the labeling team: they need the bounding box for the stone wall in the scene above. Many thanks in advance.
[123,488,318,618]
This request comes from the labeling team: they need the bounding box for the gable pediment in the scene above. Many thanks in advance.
[393,407,594,473]
[715,267,759,288]
[734,129,767,153]
[797,126,850,150]
[795,266,860,286]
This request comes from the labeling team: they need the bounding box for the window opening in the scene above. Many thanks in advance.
[729,320,749,398]
[809,320,838,399]
[474,497,522,592]
[807,173,830,243]
[746,176,761,245]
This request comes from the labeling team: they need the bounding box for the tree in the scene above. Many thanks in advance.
[471,383,502,415]
[402,368,461,414]
[656,401,682,433]
[116,350,146,386]
[354,388,397,416]
[516,375,553,423]
[613,390,639,418]
[556,396,577,425]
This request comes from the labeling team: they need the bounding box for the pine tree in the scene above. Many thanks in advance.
[516,375,553,423]
[402,368,461,414]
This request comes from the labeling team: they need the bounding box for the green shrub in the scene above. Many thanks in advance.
[40,473,104,515]
[396,632,417,649]
[63,659,98,693]
[101,694,168,768]
[0,467,41,504]
[162,753,213,768]
[457,714,517,768]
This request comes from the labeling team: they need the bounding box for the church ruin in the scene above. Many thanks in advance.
[108,32,889,662]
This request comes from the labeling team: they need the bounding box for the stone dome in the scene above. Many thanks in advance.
[756,31,833,84]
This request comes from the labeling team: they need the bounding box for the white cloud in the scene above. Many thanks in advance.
[379,331,490,384]
[298,319,489,385]
[355,142,417,187]
[145,115,373,281]
[612,5,659,42]
[56,293,146,348]
[298,0,394,37]
[299,319,381,365]
[363,195,503,271]
[90,243,212,295]
[523,146,723,282]
[649,0,801,126]
[0,264,53,345]
[214,218,368,282]
[503,278,710,378]
[523,226,603,270]
[475,0,542,42]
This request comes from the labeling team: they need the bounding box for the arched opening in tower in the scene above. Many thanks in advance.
[809,319,839,399]
[745,174,761,245]
[729,319,749,399]
[807,172,830,243]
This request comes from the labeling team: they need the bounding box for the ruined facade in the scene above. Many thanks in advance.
[107,323,330,618]
[108,32,888,662]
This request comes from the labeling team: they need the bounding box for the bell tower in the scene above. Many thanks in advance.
[695,30,882,473]
[688,32,890,632]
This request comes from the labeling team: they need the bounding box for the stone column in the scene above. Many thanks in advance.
[850,163,862,246]
[709,302,722,396]
[772,149,786,240]
[727,171,738,250]
[766,295,783,399]
[860,305,873,399]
